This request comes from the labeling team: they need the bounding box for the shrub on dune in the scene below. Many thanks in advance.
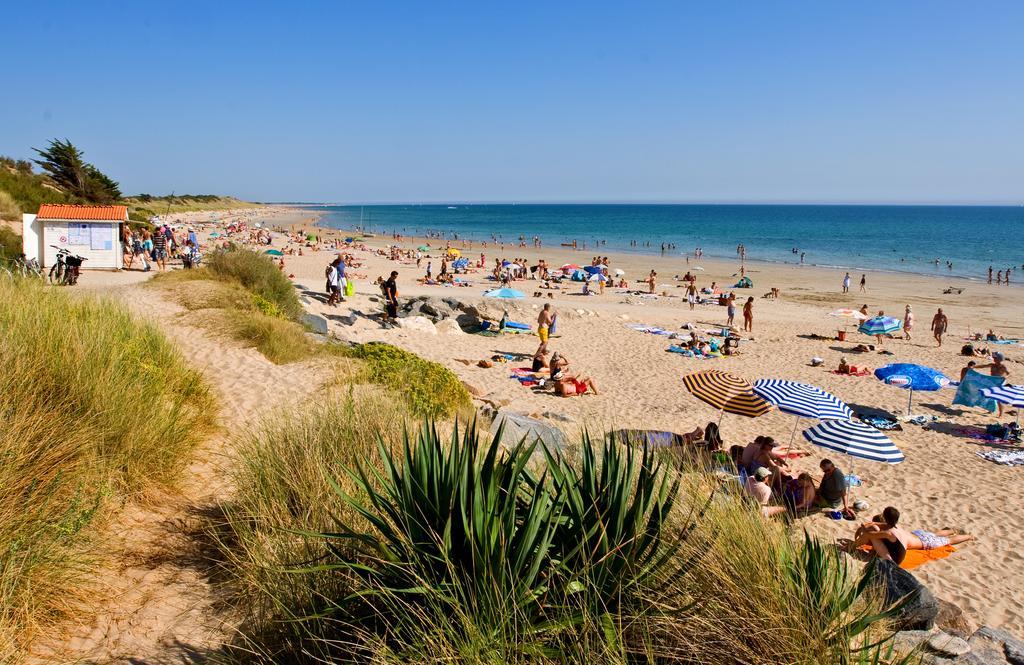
[205,247,303,320]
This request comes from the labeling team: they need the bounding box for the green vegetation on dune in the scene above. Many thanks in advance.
[0,278,214,657]
[1,139,256,223]
[124,194,260,223]
[217,417,908,664]
[344,342,471,418]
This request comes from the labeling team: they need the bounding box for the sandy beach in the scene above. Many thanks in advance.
[116,205,1024,637]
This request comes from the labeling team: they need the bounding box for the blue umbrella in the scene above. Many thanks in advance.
[874,363,950,414]
[858,316,903,337]
[265,249,284,256]
[583,265,602,275]
[803,420,904,465]
[483,287,525,299]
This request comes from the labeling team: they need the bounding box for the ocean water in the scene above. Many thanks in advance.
[308,204,1023,282]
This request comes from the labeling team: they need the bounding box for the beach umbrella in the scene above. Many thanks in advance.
[208,231,220,238]
[483,287,525,299]
[829,308,868,321]
[874,363,951,414]
[447,248,462,258]
[754,378,853,444]
[583,265,602,275]
[561,263,581,272]
[587,273,603,282]
[418,245,430,251]
[980,385,1024,424]
[753,379,852,420]
[265,249,284,256]
[614,268,625,277]
[682,370,772,420]
[858,316,903,337]
[802,420,904,464]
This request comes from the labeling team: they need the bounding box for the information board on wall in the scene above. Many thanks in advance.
[90,225,113,251]
[67,223,90,245]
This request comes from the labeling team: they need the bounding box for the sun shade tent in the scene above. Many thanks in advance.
[874,363,951,414]
[483,287,525,299]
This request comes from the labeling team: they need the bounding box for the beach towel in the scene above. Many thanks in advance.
[953,369,1004,413]
[976,449,1024,466]
[858,544,956,570]
[627,323,673,336]
[952,425,1020,444]
[857,415,902,431]
[831,368,871,377]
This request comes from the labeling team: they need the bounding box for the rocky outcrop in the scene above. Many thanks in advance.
[891,625,1024,665]
[868,559,939,631]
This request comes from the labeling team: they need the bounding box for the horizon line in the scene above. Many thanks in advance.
[264,199,1024,207]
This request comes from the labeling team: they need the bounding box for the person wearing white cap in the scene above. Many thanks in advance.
[744,467,787,518]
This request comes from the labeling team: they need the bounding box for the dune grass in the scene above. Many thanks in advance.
[205,248,303,320]
[0,278,214,657]
[216,410,906,664]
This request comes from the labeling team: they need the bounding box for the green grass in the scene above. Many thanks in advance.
[343,342,471,419]
[218,389,409,660]
[0,163,73,221]
[0,278,215,658]
[216,418,905,664]
[124,195,260,222]
[205,248,304,321]
[0,225,22,262]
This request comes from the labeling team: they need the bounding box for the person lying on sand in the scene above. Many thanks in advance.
[549,352,599,396]
[843,507,974,564]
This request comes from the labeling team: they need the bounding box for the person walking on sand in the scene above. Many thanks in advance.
[842,272,851,293]
[743,297,754,332]
[903,305,914,340]
[536,303,555,354]
[726,293,737,328]
[686,281,698,310]
[931,308,948,346]
[859,274,867,292]
[383,270,399,324]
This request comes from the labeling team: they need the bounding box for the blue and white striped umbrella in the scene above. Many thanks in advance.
[753,379,852,420]
[981,384,1024,424]
[981,384,1024,407]
[803,420,904,465]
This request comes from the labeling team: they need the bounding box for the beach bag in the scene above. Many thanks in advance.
[986,423,1010,439]
[344,280,355,297]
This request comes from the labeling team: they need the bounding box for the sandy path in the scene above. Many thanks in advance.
[29,276,328,664]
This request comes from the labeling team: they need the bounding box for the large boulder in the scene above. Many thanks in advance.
[301,313,329,335]
[435,319,465,335]
[491,412,569,453]
[867,559,939,631]
[969,626,1024,665]
[395,316,437,334]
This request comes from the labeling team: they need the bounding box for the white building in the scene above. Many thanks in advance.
[23,204,128,270]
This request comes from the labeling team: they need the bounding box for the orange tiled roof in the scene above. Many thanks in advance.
[36,204,129,221]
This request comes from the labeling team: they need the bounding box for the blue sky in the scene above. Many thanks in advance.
[2,1,1022,204]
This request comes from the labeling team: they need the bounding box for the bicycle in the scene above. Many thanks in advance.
[48,245,87,285]
[0,244,43,280]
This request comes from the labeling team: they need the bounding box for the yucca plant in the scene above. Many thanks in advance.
[308,420,703,658]
[783,532,912,664]
[320,420,560,628]
[543,431,698,608]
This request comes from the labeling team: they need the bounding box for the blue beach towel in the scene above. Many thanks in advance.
[953,369,1003,413]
